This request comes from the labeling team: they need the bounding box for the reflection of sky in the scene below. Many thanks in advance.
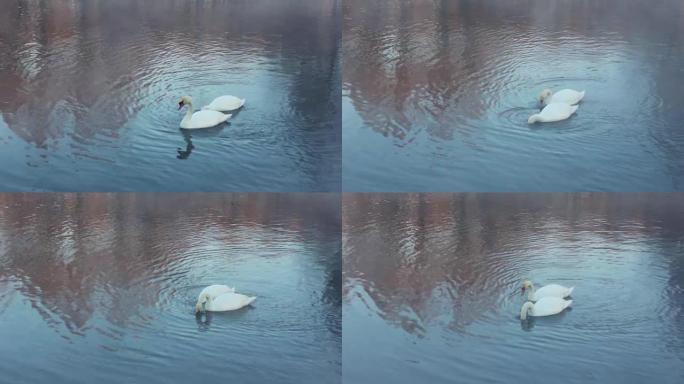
[0,193,340,384]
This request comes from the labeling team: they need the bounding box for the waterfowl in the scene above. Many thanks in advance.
[178,96,231,129]
[539,88,585,106]
[195,285,256,313]
[520,297,572,320]
[522,280,574,302]
[203,95,246,112]
[528,102,578,123]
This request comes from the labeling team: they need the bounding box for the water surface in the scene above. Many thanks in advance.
[343,0,684,191]
[0,0,340,191]
[343,193,684,383]
[0,193,341,384]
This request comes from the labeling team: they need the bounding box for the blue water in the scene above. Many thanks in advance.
[343,0,684,191]
[0,193,341,384]
[343,193,684,383]
[0,0,340,191]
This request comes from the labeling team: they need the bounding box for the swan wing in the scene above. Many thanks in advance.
[200,285,234,299]
[204,95,245,111]
[538,103,577,122]
[184,110,231,129]
[208,292,256,311]
[535,284,573,298]
[551,89,585,105]
[532,297,572,316]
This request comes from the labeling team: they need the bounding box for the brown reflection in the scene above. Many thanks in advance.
[343,0,684,141]
[0,0,337,149]
[342,193,684,335]
[0,193,339,336]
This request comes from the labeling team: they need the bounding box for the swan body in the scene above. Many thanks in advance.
[199,284,235,298]
[178,96,231,129]
[539,88,585,106]
[203,95,246,112]
[195,285,256,313]
[520,297,572,320]
[528,102,578,124]
[522,280,574,301]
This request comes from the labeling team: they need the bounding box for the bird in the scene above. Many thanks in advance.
[538,88,585,106]
[195,285,256,313]
[178,96,231,129]
[521,280,574,301]
[520,297,573,320]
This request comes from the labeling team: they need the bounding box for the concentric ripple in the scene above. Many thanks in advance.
[343,193,684,384]
[0,0,340,191]
[0,193,341,384]
[343,0,684,191]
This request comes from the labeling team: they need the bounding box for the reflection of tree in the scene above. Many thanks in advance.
[0,193,340,337]
[343,0,684,145]
[343,193,684,336]
[0,0,338,154]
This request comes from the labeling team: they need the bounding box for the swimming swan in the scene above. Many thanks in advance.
[178,96,232,129]
[202,95,246,112]
[528,102,578,124]
[522,280,574,302]
[195,286,256,313]
[520,297,572,320]
[539,89,585,106]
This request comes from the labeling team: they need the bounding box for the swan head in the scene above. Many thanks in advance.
[538,89,553,104]
[178,96,193,110]
[521,280,533,294]
[195,292,209,314]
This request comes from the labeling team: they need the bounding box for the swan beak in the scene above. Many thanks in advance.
[178,101,184,110]
[521,287,525,294]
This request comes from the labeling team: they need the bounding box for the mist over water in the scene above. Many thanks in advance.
[343,0,684,191]
[0,193,341,384]
[343,193,684,383]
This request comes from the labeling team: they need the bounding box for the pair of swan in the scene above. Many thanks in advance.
[178,95,246,129]
[195,284,256,313]
[519,280,574,320]
[527,88,585,124]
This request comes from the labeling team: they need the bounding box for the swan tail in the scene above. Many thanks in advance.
[240,99,246,108]
[224,113,232,121]
[565,300,573,309]
[244,296,257,306]
[570,105,579,115]
[567,286,574,297]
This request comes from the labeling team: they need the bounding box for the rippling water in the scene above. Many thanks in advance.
[0,0,340,191]
[343,0,684,191]
[0,193,341,384]
[343,193,684,383]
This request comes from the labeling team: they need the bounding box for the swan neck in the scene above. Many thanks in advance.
[520,302,533,320]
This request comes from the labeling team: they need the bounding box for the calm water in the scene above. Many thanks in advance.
[343,0,684,191]
[0,193,341,384]
[343,193,684,383]
[0,0,340,191]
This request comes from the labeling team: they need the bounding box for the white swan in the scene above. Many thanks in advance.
[202,95,246,112]
[528,102,578,124]
[520,297,572,320]
[178,96,232,129]
[522,280,574,301]
[195,285,256,313]
[539,88,585,106]
[199,284,235,298]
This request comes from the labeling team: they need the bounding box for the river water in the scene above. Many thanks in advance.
[343,193,684,383]
[0,193,341,384]
[343,0,684,191]
[0,0,340,191]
